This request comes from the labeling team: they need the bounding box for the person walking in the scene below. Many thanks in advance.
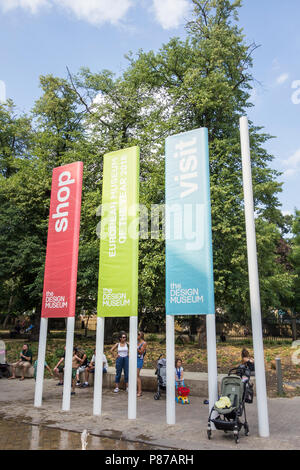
[111,332,129,393]
[137,331,147,397]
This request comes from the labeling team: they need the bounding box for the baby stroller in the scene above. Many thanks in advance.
[207,365,253,444]
[154,355,167,400]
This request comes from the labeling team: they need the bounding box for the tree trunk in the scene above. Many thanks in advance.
[3,314,10,329]
[84,316,90,338]
[190,316,200,335]
[197,317,207,349]
[292,317,297,341]
[105,318,115,344]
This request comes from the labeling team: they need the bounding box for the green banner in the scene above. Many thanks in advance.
[97,147,139,317]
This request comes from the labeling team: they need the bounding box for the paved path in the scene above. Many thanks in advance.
[0,378,299,450]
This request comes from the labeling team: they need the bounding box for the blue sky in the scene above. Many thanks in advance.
[0,0,299,215]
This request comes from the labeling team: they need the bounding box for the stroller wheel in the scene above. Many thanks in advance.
[234,426,239,444]
[207,430,212,440]
[154,392,160,400]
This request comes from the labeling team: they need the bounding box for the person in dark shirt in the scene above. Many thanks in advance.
[9,344,33,380]
[75,348,88,386]
[241,348,255,375]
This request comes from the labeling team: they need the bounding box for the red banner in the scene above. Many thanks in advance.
[41,162,83,318]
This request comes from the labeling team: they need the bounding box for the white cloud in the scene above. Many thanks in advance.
[272,58,280,71]
[283,148,300,179]
[56,0,133,26]
[283,168,297,178]
[283,149,300,168]
[152,0,190,30]
[249,87,259,104]
[0,0,49,14]
[0,80,6,103]
[276,73,289,85]
[0,0,190,28]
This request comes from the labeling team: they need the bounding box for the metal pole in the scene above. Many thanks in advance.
[166,314,175,425]
[93,316,105,416]
[240,116,270,437]
[62,316,75,411]
[34,317,48,407]
[206,314,218,420]
[128,315,137,419]
[276,357,283,395]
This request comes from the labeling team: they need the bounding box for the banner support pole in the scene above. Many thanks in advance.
[240,116,270,437]
[93,316,105,416]
[206,314,218,424]
[34,317,48,407]
[62,316,75,411]
[166,314,175,425]
[128,315,137,420]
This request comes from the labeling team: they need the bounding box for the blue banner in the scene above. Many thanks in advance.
[165,128,215,315]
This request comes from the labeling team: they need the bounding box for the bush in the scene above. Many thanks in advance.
[147,334,158,342]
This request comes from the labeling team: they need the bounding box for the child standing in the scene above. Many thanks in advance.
[175,358,185,388]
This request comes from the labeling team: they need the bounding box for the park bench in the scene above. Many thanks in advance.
[78,367,256,397]
[7,364,35,378]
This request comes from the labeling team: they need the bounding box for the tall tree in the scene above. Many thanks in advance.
[290,210,300,315]
[121,0,290,322]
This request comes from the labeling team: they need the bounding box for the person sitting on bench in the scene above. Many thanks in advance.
[9,344,33,380]
[81,349,108,388]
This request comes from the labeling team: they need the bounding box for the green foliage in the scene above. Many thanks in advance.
[0,0,297,329]
[146,334,159,342]
[289,210,300,314]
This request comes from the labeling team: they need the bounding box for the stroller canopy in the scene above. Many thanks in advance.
[216,375,244,413]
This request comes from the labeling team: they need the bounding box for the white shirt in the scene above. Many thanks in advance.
[175,366,184,380]
[118,343,128,357]
[91,354,108,369]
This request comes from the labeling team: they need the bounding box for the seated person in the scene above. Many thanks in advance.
[75,348,88,386]
[53,347,66,385]
[81,349,108,388]
[14,321,21,335]
[9,321,21,338]
[241,348,255,375]
[71,348,82,395]
[33,359,53,380]
[25,324,34,333]
[9,344,33,380]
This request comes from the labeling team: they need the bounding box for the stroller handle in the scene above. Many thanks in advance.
[228,365,251,378]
